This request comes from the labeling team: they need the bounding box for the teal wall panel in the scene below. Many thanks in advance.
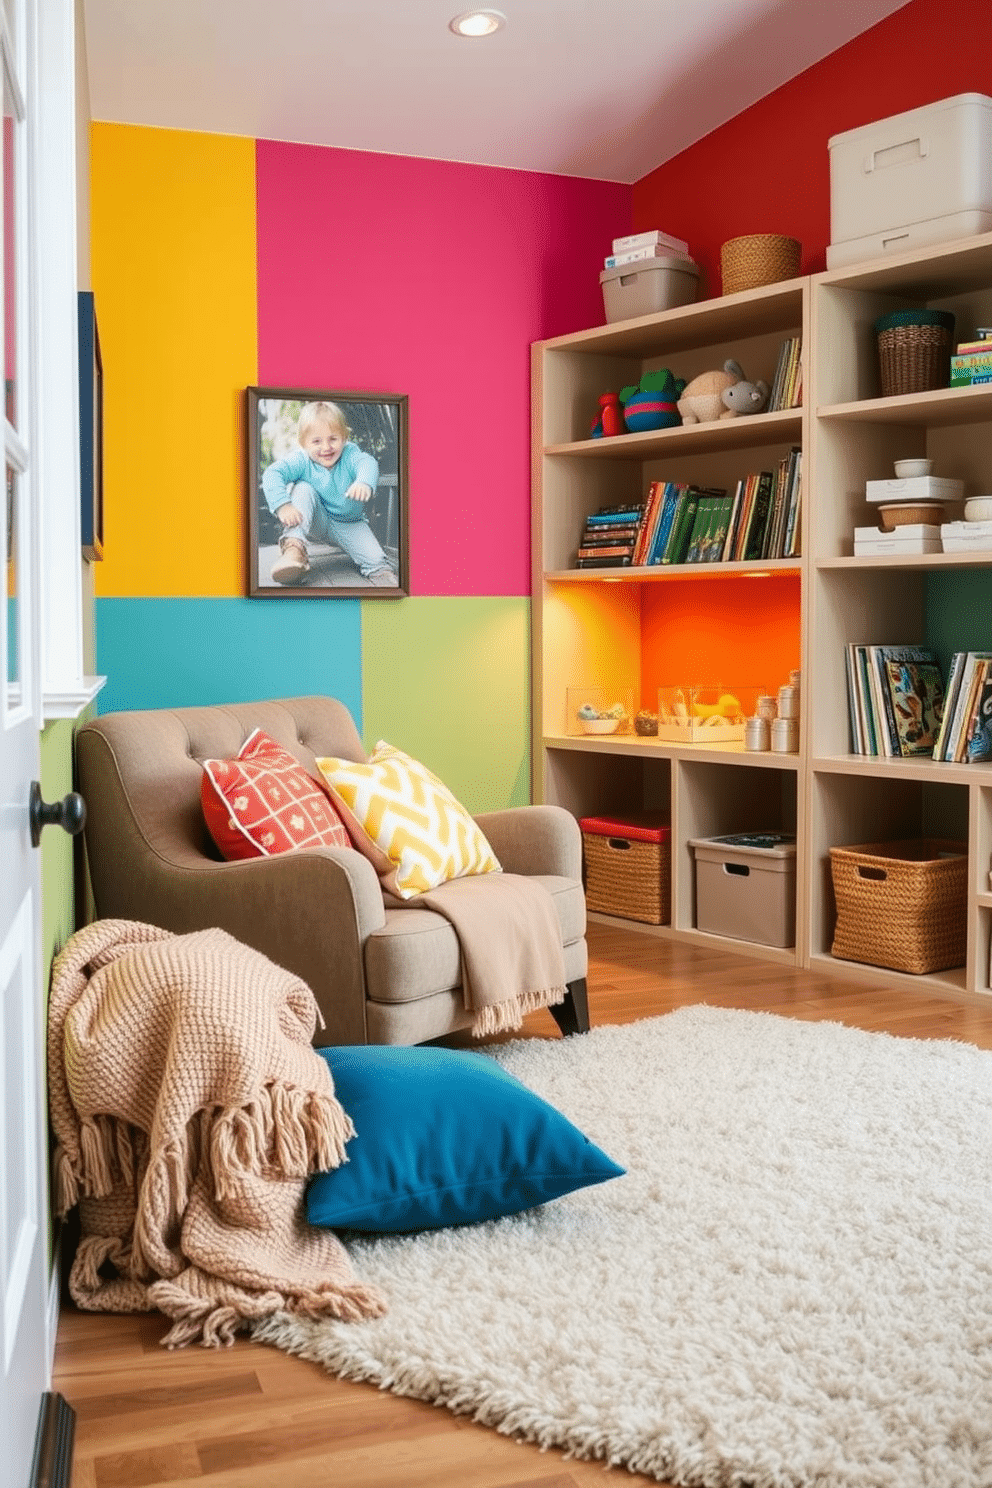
[96,597,363,721]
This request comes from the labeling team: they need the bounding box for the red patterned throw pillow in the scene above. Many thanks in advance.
[201,728,350,861]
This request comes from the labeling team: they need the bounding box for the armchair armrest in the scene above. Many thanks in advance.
[87,836,385,1045]
[473,804,582,880]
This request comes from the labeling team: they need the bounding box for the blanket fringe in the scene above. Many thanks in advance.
[472,985,567,1038]
[210,1084,354,1199]
[149,1275,386,1348]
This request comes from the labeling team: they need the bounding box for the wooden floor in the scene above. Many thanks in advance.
[52,922,992,1488]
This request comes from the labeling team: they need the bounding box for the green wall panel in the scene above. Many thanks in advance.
[362,597,530,814]
[925,570,992,675]
[40,720,78,974]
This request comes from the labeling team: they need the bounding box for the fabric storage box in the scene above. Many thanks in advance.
[827,93,992,268]
[830,839,967,975]
[600,257,699,323]
[579,815,670,925]
[688,832,796,948]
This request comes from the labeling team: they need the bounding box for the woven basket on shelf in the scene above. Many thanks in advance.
[830,838,967,975]
[874,308,955,396]
[581,819,671,926]
[720,234,801,295]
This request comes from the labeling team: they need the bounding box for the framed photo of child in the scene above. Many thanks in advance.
[246,386,409,598]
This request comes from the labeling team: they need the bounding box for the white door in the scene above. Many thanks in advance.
[1,1,53,1482]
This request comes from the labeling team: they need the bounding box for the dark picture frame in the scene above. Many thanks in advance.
[78,291,104,562]
[246,386,409,597]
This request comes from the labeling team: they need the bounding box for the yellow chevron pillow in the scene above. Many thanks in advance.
[314,741,501,900]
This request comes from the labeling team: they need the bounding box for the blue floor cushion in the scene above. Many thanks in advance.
[307,1043,625,1233]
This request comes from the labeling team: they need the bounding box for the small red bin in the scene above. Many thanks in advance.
[579,815,671,926]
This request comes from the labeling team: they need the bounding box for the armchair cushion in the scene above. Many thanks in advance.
[306,1044,624,1232]
[201,727,349,861]
[315,741,500,900]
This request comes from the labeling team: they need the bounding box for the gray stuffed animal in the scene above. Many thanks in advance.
[721,376,770,417]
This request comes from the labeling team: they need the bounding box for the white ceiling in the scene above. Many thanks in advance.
[80,0,911,183]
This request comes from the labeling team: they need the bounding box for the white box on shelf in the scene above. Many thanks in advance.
[600,257,699,323]
[656,685,754,744]
[827,93,992,269]
[854,524,942,555]
[864,476,964,505]
[940,520,992,552]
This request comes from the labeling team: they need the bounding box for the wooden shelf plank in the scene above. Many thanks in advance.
[812,753,992,785]
[545,735,802,769]
[816,551,992,570]
[547,559,802,583]
[545,407,802,460]
[817,383,992,428]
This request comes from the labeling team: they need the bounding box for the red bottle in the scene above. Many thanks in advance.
[598,391,624,437]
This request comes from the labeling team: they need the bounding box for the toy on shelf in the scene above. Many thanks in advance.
[677,359,765,424]
[590,391,624,438]
[656,685,750,743]
[721,375,770,417]
[567,687,633,737]
[619,369,685,433]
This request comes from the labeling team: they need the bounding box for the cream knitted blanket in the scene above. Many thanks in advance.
[48,919,385,1348]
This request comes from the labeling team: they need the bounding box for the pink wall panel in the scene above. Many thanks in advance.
[632,0,992,299]
[255,141,630,596]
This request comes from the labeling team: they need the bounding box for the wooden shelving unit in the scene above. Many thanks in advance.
[531,229,992,997]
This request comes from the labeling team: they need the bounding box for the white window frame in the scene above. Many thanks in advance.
[33,0,103,720]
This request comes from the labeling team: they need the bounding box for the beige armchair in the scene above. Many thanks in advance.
[76,696,589,1047]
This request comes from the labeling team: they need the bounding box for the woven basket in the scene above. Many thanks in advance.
[582,829,671,926]
[830,838,967,975]
[720,234,801,295]
[874,309,955,396]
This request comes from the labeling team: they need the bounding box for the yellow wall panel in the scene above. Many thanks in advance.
[90,125,257,596]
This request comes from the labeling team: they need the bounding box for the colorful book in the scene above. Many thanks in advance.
[662,488,701,565]
[684,496,718,563]
[647,484,684,564]
[631,481,665,567]
[964,661,992,762]
[933,650,968,761]
[883,654,945,756]
[743,472,775,560]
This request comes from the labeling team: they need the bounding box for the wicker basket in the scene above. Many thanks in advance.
[580,817,671,926]
[720,234,801,295]
[874,309,955,396]
[830,838,967,975]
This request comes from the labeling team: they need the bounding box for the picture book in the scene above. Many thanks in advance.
[964,660,992,762]
[883,656,945,756]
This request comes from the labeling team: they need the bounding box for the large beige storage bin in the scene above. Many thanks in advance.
[600,257,699,323]
[689,832,796,948]
[827,93,992,268]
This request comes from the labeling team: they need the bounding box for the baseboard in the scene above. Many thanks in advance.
[30,1392,75,1488]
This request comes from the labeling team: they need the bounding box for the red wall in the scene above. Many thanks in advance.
[633,0,992,298]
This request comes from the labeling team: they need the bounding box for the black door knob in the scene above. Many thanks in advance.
[29,781,87,848]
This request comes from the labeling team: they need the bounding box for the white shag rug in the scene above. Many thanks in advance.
[254,1006,992,1488]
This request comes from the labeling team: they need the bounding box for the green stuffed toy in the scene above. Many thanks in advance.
[619,368,686,432]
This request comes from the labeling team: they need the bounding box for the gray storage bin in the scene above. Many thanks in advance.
[689,832,796,948]
[600,257,700,323]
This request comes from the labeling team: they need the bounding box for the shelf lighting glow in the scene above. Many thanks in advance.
[449,9,506,36]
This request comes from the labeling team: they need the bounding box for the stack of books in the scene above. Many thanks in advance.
[604,228,692,269]
[951,332,992,387]
[844,644,944,757]
[725,450,802,561]
[767,337,803,411]
[575,503,646,568]
[932,651,992,762]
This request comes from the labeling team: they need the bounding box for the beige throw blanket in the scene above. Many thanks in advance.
[48,919,385,1347]
[419,872,566,1036]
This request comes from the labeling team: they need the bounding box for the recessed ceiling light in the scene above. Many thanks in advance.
[449,9,506,37]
